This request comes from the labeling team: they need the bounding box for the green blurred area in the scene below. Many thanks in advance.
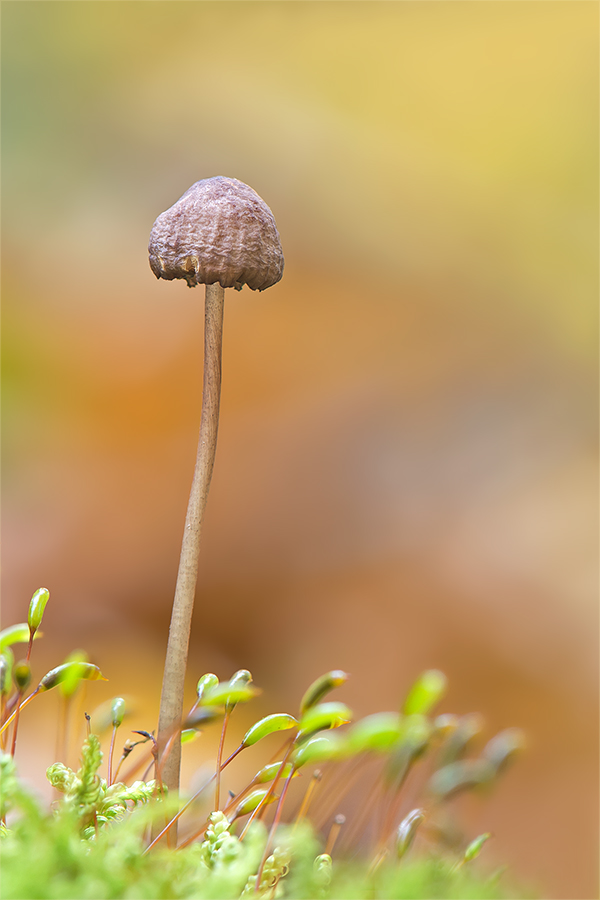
[1,3,598,898]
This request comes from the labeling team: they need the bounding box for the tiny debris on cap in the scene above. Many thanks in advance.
[148,176,284,291]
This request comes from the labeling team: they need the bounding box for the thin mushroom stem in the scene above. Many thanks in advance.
[157,282,225,800]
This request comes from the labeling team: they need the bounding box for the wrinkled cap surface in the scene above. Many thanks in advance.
[148,176,284,291]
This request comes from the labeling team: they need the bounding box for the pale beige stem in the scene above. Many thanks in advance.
[157,283,225,798]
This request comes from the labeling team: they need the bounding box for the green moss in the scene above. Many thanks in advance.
[1,652,532,899]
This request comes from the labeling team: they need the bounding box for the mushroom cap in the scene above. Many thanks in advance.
[148,176,284,291]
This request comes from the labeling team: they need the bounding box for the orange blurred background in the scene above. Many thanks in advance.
[2,2,598,897]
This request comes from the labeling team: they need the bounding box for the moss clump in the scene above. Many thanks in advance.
[1,602,531,900]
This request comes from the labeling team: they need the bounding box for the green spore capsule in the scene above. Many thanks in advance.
[300,670,349,716]
[225,669,253,711]
[346,712,403,754]
[196,673,219,702]
[111,697,126,728]
[437,713,484,766]
[241,713,298,748]
[39,662,107,692]
[384,715,433,788]
[233,788,275,818]
[200,680,259,709]
[293,732,345,768]
[396,808,425,858]
[403,669,448,717]
[463,832,492,862]
[13,660,31,692]
[58,651,90,699]
[428,758,496,799]
[27,588,50,635]
[298,701,352,741]
[253,761,296,784]
[229,669,252,685]
[482,728,526,773]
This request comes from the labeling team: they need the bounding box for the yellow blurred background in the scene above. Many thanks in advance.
[2,2,597,897]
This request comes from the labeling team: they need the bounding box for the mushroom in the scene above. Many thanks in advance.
[148,177,284,795]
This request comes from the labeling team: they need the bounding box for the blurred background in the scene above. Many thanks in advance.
[1,2,597,896]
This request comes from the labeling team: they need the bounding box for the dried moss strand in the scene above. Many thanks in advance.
[157,284,225,799]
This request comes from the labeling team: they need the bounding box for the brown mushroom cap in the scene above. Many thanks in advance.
[148,176,284,291]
